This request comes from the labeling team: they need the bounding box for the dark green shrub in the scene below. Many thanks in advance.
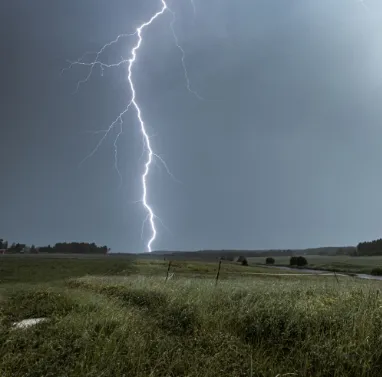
[371,268,382,276]
[290,256,307,267]
[297,256,308,266]
[266,257,275,265]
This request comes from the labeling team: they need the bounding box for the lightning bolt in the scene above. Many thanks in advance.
[63,0,202,252]
[169,8,204,100]
[357,0,370,11]
[190,0,197,16]
[126,0,169,252]
[113,118,124,189]
[70,33,136,94]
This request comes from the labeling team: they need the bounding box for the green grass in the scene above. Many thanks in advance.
[1,255,382,376]
[134,258,302,279]
[0,255,135,284]
[0,255,297,285]
[249,254,382,274]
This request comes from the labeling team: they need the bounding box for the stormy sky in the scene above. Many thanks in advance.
[1,0,382,252]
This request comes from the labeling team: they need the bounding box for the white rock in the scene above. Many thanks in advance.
[12,318,48,330]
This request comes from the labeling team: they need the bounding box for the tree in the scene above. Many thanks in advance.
[289,257,308,267]
[8,243,25,253]
[0,239,7,249]
[38,242,109,254]
[297,256,308,266]
[241,257,248,266]
[371,268,382,276]
[357,238,382,256]
[290,256,308,267]
[266,257,275,265]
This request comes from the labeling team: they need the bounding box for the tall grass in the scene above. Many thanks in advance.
[1,274,382,376]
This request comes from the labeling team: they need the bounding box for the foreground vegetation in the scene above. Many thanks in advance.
[1,256,382,376]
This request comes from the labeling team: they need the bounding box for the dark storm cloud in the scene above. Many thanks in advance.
[1,0,382,251]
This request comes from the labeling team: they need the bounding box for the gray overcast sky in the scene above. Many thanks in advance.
[1,0,382,252]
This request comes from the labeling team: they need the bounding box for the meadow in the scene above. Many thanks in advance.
[249,254,382,274]
[1,255,382,376]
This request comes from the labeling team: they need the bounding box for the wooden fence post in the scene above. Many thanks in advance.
[215,259,222,286]
[165,260,172,282]
[334,271,340,285]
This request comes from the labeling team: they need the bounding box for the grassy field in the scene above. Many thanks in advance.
[1,255,382,376]
[248,254,382,274]
[0,255,298,284]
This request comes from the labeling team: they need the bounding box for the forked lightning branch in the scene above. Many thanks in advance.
[63,0,201,252]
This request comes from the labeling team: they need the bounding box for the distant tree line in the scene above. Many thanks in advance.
[9,243,27,253]
[0,239,109,254]
[39,242,109,254]
[356,239,382,256]
[0,239,8,250]
[251,250,295,257]
[0,240,27,253]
